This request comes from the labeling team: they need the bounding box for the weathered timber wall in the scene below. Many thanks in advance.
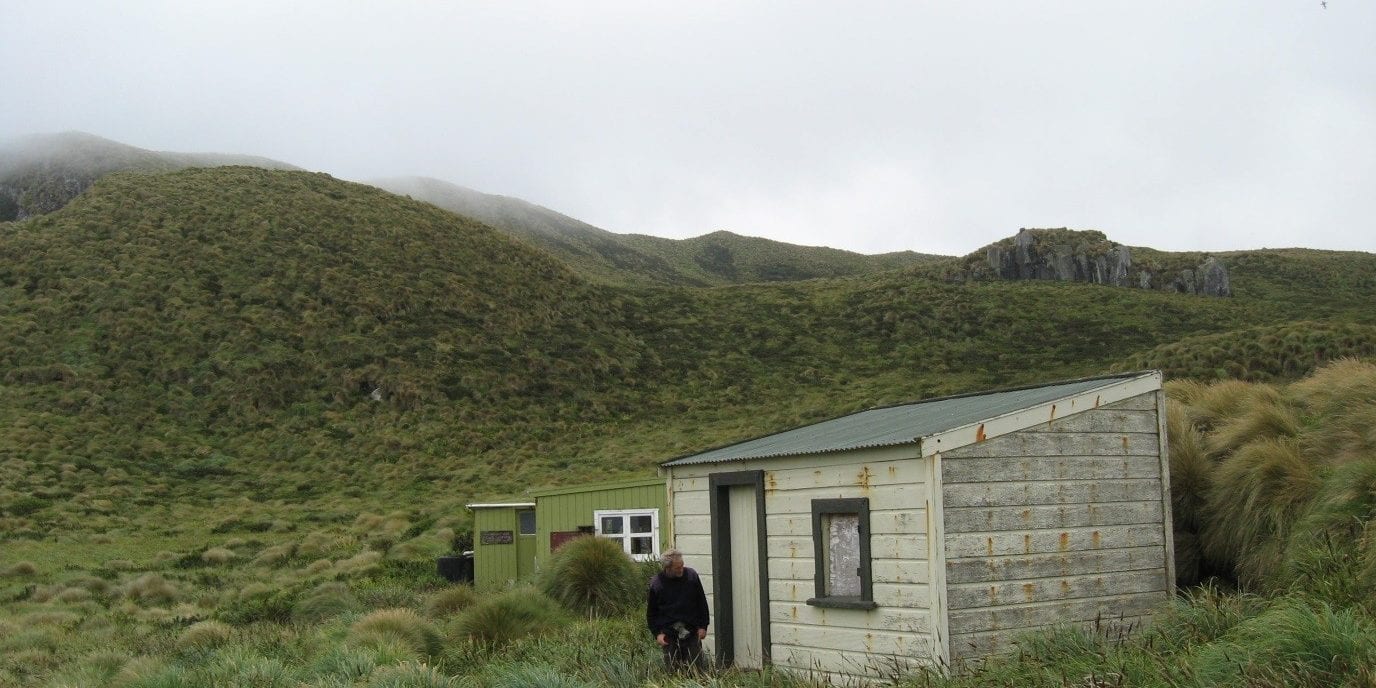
[669,444,936,682]
[940,392,1170,663]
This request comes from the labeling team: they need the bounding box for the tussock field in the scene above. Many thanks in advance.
[3,168,1376,685]
[3,361,1376,687]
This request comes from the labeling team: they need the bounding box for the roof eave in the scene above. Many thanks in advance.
[920,370,1162,457]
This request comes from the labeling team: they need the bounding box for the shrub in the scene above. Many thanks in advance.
[349,608,443,658]
[450,588,567,649]
[537,536,642,618]
[424,585,478,619]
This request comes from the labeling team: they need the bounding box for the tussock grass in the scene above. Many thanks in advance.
[423,585,478,619]
[176,620,234,654]
[294,582,361,623]
[1192,598,1376,687]
[364,660,461,688]
[538,536,642,619]
[123,574,179,606]
[449,588,566,649]
[349,609,442,659]
[1201,437,1318,588]
[1,561,37,577]
[201,547,237,565]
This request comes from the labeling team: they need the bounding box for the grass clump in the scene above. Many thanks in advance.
[176,620,234,654]
[123,574,179,606]
[1192,598,1376,687]
[424,585,478,619]
[537,535,642,619]
[1,561,38,577]
[294,581,362,623]
[450,587,567,649]
[349,608,443,659]
[365,660,462,688]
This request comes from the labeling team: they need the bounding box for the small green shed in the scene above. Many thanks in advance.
[467,476,671,589]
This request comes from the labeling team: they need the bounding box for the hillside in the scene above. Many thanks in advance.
[2,167,1374,525]
[371,175,944,286]
[0,132,298,221]
[0,165,1375,687]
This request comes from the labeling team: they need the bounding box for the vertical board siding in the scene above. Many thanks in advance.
[472,508,518,589]
[533,482,669,571]
[940,393,1170,662]
[671,445,936,680]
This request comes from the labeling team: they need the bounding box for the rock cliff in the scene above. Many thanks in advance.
[960,228,1230,297]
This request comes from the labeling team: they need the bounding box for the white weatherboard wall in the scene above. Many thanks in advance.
[939,392,1172,661]
[663,373,1173,685]
[668,445,936,683]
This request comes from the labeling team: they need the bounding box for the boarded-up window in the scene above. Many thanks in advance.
[807,498,875,609]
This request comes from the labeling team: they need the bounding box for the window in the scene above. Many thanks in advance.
[806,498,875,610]
[518,510,536,536]
[594,509,660,561]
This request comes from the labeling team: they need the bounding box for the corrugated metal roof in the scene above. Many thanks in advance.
[661,373,1147,467]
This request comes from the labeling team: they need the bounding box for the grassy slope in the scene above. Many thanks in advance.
[0,132,298,220]
[370,175,944,287]
[1,167,1375,686]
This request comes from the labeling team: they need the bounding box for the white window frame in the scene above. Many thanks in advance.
[593,508,660,562]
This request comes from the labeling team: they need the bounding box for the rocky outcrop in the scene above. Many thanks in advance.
[968,228,1231,297]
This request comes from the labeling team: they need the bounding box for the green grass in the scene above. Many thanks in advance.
[1,165,1376,685]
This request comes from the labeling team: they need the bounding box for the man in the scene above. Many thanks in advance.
[646,548,710,672]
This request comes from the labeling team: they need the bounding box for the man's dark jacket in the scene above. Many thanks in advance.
[646,567,710,636]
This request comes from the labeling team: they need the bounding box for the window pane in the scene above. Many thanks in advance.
[630,536,654,555]
[601,516,623,534]
[518,510,536,535]
[825,513,862,597]
[630,515,653,534]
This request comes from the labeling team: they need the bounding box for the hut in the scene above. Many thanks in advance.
[467,476,669,588]
[660,372,1174,682]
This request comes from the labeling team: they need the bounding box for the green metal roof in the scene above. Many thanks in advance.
[525,476,664,497]
[661,373,1151,467]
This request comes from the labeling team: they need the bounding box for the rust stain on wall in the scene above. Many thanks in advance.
[987,537,995,556]
[1023,534,1032,554]
[856,466,873,490]
[1060,580,1071,595]
[1092,531,1102,549]
[1048,403,1057,426]
[1058,532,1070,552]
[766,472,778,493]
[1022,583,1036,601]
[975,423,987,442]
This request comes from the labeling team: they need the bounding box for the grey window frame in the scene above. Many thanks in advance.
[805,497,877,610]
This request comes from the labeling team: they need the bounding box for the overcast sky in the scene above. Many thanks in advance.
[3,1,1372,256]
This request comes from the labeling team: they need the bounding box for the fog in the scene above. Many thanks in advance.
[2,1,1372,255]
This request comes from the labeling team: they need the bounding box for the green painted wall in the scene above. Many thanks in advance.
[533,478,670,566]
[471,506,535,589]
[469,478,671,587]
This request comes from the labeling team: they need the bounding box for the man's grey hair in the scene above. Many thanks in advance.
[659,548,684,568]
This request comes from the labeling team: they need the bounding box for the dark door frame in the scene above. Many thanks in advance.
[708,469,771,667]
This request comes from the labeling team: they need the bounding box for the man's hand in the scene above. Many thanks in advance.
[656,633,668,647]
[697,628,707,640]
